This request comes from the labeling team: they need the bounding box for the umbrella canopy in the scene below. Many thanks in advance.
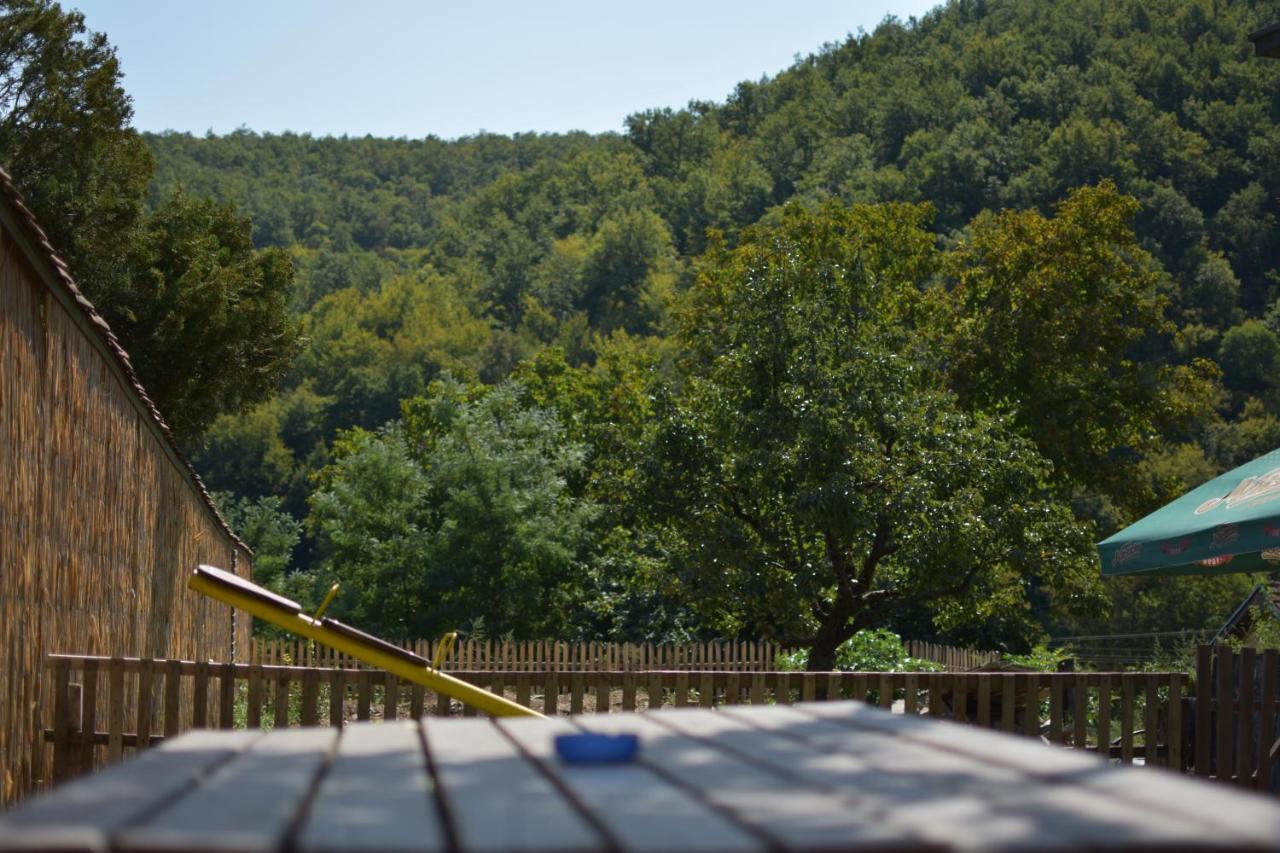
[1098,448,1280,576]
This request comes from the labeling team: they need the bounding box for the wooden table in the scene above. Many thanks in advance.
[4,701,1280,851]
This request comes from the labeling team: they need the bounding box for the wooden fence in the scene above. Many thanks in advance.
[44,654,1183,786]
[1193,644,1280,791]
[905,641,1001,671]
[250,637,999,672]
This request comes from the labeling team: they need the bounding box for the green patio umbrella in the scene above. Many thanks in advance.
[1098,449,1280,576]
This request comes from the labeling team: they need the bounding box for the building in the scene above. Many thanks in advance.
[0,167,252,802]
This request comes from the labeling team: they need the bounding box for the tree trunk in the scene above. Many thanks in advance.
[807,618,848,672]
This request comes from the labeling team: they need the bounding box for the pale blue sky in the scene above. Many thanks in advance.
[70,1,940,139]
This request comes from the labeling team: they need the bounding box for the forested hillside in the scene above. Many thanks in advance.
[139,0,1280,652]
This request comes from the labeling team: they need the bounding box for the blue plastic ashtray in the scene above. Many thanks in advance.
[554,732,640,765]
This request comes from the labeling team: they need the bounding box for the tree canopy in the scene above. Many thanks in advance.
[19,0,1277,649]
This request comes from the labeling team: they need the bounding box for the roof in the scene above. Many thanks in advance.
[0,165,249,555]
[1249,22,1280,58]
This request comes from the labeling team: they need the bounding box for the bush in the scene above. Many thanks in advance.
[776,630,944,672]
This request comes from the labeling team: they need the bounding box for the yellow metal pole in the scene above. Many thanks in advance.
[188,569,542,718]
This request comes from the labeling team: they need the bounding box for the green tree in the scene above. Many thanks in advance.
[308,378,599,639]
[0,0,152,301]
[1218,320,1280,401]
[121,194,300,440]
[212,491,302,591]
[940,183,1218,514]
[650,204,1096,669]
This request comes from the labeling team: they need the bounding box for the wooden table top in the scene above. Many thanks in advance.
[4,700,1280,851]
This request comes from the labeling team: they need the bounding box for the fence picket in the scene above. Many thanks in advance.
[330,669,346,727]
[273,670,290,728]
[192,662,209,729]
[1236,648,1255,786]
[1195,645,1211,777]
[79,660,99,776]
[136,659,153,749]
[163,659,181,738]
[219,663,236,730]
[108,658,125,762]
[1144,673,1161,768]
[1120,674,1135,764]
[51,658,71,781]
[357,671,372,721]
[384,674,399,722]
[1216,645,1234,783]
[1260,652,1277,789]
[301,669,320,727]
[1097,675,1111,759]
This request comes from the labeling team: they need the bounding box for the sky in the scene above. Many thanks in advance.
[70,1,940,140]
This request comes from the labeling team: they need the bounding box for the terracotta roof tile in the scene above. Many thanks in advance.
[0,165,250,555]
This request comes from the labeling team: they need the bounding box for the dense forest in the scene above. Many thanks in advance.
[8,0,1280,663]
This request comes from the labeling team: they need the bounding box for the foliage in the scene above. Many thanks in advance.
[308,377,599,639]
[211,491,302,592]
[0,0,151,305]
[647,202,1099,668]
[775,629,943,672]
[0,0,301,440]
[938,183,1218,515]
[63,0,1280,643]
[1237,605,1280,652]
[1001,645,1073,672]
[121,194,300,439]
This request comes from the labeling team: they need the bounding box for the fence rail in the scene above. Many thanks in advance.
[250,637,999,672]
[44,654,1183,787]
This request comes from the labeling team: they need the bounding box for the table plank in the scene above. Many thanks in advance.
[297,721,447,852]
[422,717,601,852]
[575,711,923,849]
[792,701,1280,847]
[709,704,1224,849]
[497,716,763,852]
[116,726,336,851]
[796,700,1101,776]
[0,730,258,851]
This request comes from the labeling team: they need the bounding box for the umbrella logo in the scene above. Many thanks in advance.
[1161,538,1192,555]
[1211,524,1239,548]
[1195,467,1280,515]
[1196,554,1235,568]
[1112,542,1142,566]
[1264,547,1280,563]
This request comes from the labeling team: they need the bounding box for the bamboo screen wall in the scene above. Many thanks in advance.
[0,172,252,804]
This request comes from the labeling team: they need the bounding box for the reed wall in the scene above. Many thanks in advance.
[0,193,251,804]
